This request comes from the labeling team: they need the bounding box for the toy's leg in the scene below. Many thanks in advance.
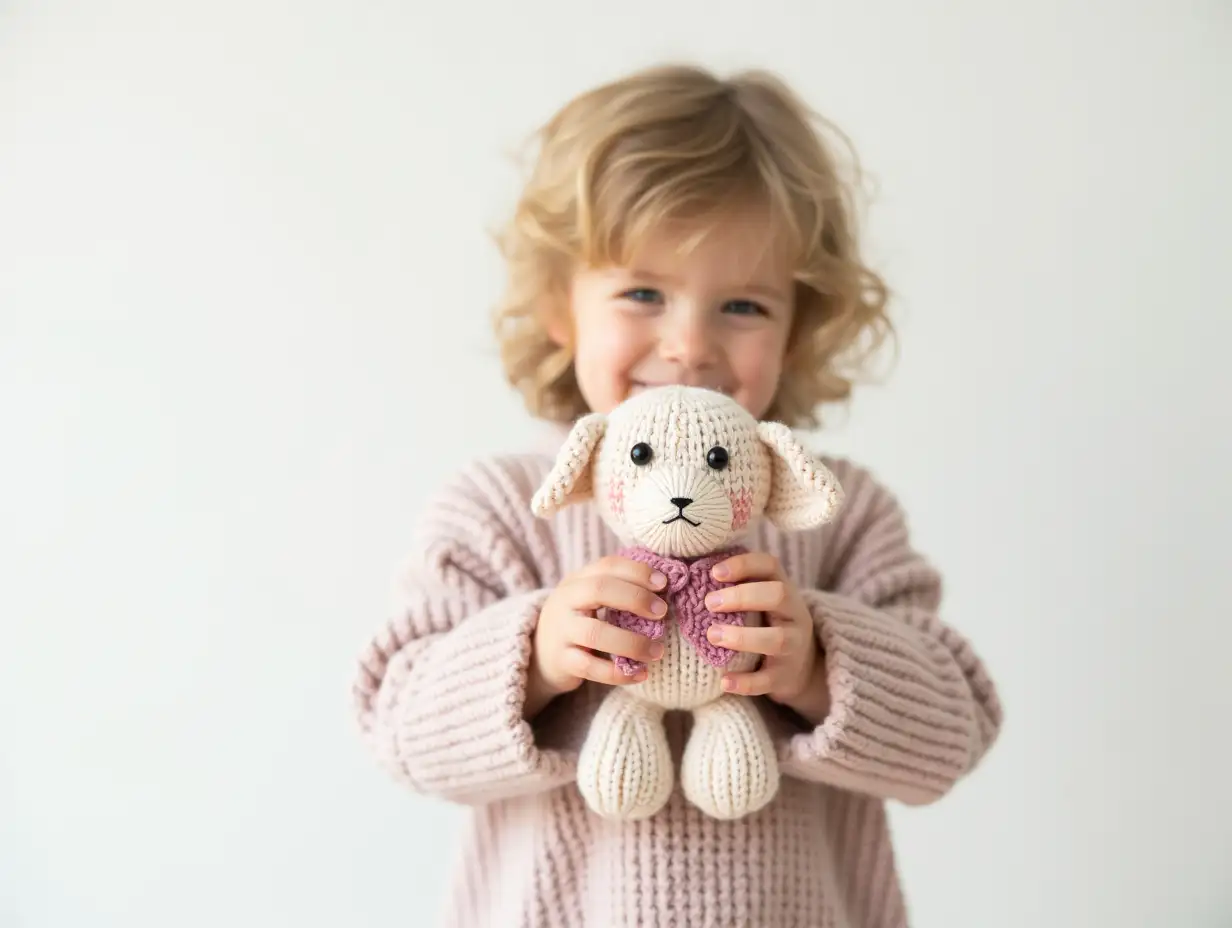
[680,695,779,819]
[576,687,673,820]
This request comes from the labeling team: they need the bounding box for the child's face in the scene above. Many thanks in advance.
[560,208,794,420]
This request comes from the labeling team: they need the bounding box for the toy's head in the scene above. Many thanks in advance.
[531,385,844,558]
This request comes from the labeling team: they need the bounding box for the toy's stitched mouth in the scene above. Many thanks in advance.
[662,511,701,527]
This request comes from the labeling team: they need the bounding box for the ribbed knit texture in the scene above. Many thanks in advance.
[353,450,1002,928]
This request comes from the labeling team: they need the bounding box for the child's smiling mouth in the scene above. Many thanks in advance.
[631,380,732,397]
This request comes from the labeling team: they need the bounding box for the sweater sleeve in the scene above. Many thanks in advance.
[778,465,1003,806]
[351,456,577,805]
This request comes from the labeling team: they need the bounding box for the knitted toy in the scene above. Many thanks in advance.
[531,385,844,821]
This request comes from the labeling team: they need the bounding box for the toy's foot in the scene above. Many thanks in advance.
[576,688,673,820]
[681,694,779,819]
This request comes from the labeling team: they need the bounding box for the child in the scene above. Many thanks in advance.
[353,63,1002,928]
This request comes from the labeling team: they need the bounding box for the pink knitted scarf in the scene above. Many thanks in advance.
[604,545,749,676]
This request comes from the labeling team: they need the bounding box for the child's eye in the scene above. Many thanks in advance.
[723,299,768,317]
[620,288,663,304]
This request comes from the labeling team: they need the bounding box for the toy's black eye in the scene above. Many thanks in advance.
[706,446,729,470]
[630,442,653,465]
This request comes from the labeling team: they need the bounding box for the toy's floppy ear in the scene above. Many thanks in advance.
[531,413,607,517]
[757,421,844,531]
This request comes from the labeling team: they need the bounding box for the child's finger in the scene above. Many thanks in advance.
[566,574,668,620]
[562,645,648,686]
[721,669,774,697]
[569,614,664,664]
[711,551,783,583]
[705,580,791,614]
[580,555,669,592]
[706,624,788,656]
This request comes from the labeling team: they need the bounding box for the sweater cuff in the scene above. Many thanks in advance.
[778,590,981,805]
[374,589,576,803]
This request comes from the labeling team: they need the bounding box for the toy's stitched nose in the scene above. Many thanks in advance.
[670,497,693,508]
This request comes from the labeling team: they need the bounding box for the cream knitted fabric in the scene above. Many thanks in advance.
[531,386,844,822]
[353,445,1003,928]
[680,693,780,820]
[574,687,675,820]
[531,386,843,558]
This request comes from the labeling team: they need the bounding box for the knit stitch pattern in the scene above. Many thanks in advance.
[531,387,846,821]
[352,447,1003,927]
[605,545,748,674]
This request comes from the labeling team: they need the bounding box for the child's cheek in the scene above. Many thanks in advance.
[608,477,625,520]
[730,487,752,530]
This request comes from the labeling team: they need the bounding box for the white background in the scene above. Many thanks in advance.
[2,2,1230,926]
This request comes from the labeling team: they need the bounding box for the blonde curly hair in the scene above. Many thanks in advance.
[492,63,893,428]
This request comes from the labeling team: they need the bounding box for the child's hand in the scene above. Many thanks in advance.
[526,557,669,717]
[704,553,823,709]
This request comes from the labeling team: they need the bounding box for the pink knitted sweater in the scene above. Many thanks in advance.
[353,451,1002,928]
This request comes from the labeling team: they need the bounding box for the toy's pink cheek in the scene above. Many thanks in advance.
[730,488,753,530]
[608,478,625,519]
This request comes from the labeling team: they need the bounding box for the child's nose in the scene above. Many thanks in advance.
[660,311,717,369]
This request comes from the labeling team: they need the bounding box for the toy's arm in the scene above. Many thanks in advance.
[776,464,1003,806]
[352,457,578,805]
